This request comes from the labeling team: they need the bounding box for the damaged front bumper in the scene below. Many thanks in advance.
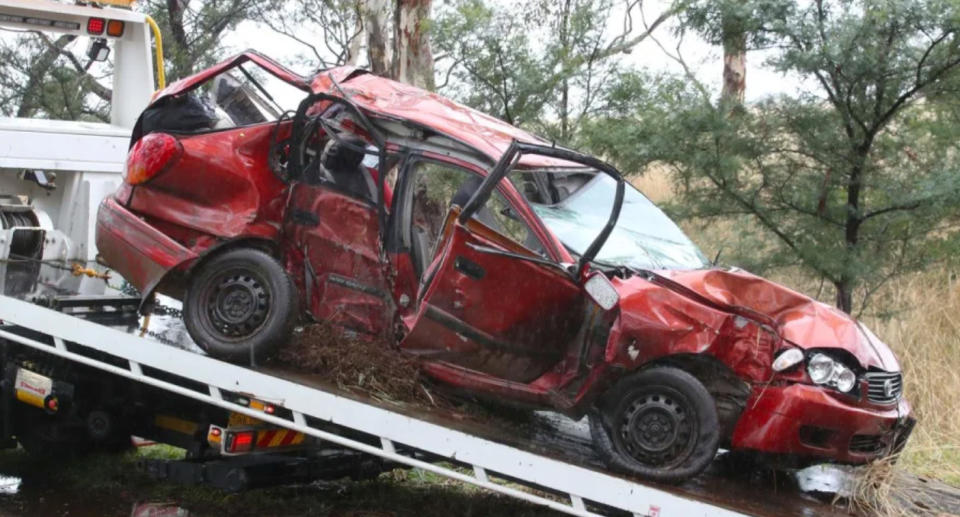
[731,382,914,464]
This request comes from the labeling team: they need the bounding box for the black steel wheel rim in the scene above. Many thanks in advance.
[614,388,697,469]
[201,268,271,340]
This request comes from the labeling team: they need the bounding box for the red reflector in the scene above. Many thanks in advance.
[210,428,221,437]
[264,405,275,415]
[125,133,182,185]
[87,17,105,35]
[228,431,255,453]
[106,20,124,37]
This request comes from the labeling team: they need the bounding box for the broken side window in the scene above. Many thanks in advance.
[407,160,545,275]
[142,63,306,135]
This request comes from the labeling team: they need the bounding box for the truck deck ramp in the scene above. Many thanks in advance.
[0,294,846,517]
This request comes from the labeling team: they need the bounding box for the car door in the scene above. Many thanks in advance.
[286,179,391,337]
[397,158,586,384]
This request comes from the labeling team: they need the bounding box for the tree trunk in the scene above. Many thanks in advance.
[720,9,746,105]
[362,0,391,76]
[835,150,867,314]
[165,0,194,76]
[558,0,572,142]
[346,18,364,66]
[835,280,853,314]
[16,35,75,118]
[393,0,434,90]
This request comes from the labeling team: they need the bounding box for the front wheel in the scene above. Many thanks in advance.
[183,248,298,363]
[589,366,719,483]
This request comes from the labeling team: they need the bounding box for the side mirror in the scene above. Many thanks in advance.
[584,272,618,311]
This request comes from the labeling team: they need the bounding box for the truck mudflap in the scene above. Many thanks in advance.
[95,196,197,296]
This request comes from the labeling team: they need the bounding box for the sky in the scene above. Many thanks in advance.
[219,0,809,103]
[0,0,811,113]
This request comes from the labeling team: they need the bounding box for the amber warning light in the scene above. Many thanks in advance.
[87,0,138,6]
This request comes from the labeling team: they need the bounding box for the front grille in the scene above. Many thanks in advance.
[850,434,885,454]
[864,371,903,404]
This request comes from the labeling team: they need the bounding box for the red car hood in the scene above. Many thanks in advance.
[652,268,901,371]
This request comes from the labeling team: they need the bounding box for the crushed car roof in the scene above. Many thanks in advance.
[147,52,586,168]
[313,67,575,168]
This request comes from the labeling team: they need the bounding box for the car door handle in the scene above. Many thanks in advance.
[454,256,485,280]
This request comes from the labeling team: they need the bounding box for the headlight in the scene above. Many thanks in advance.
[807,354,835,383]
[806,353,858,393]
[772,348,804,372]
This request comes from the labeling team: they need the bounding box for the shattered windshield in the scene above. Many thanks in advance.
[530,172,709,270]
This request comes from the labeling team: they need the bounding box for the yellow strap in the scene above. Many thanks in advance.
[143,15,166,90]
[139,312,151,337]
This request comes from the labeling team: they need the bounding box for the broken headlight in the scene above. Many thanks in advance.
[807,353,857,393]
[772,347,804,372]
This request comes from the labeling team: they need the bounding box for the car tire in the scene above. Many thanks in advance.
[589,366,719,483]
[183,248,298,364]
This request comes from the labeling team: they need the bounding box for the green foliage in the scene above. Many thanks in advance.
[0,33,112,121]
[433,0,553,127]
[679,0,793,49]
[0,0,267,121]
[139,0,270,79]
[433,0,647,145]
[586,0,960,314]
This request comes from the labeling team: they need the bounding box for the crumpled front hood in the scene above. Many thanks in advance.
[652,268,901,371]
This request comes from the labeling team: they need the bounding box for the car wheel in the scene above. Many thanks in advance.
[589,366,719,483]
[184,248,298,363]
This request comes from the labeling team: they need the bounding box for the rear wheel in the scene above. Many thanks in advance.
[184,248,298,363]
[589,366,719,483]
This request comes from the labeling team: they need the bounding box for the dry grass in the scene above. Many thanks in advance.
[846,457,920,516]
[861,272,960,486]
[271,322,442,407]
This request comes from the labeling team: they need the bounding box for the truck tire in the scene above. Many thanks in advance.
[184,248,298,364]
[15,405,134,458]
[589,366,719,483]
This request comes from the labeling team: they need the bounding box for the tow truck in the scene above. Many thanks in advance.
[0,1,888,516]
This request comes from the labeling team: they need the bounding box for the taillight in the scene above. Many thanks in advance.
[125,133,181,185]
[225,430,255,453]
[87,17,105,35]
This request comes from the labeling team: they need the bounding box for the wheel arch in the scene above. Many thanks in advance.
[603,354,751,446]
[140,236,282,310]
[641,354,751,445]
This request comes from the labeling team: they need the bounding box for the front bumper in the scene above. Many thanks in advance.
[731,382,913,464]
[95,196,198,295]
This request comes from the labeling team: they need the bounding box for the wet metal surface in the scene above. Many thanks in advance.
[268,368,852,517]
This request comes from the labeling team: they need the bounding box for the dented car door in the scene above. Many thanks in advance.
[397,159,584,383]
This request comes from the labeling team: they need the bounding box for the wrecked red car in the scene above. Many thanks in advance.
[95,51,914,482]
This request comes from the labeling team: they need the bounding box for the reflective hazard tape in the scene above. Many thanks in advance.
[256,428,305,449]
